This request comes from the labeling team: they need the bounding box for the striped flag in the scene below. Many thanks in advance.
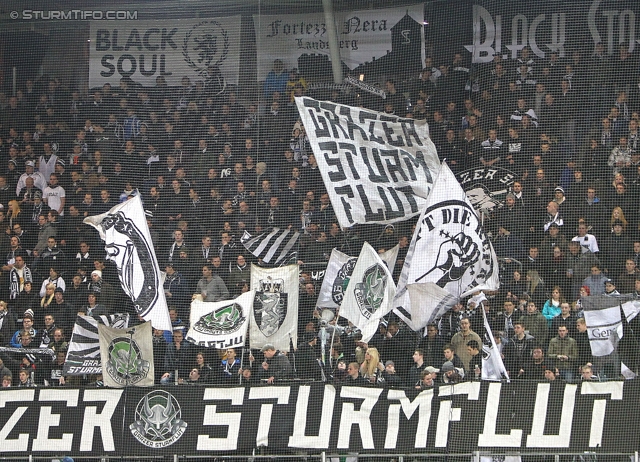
[241,228,300,265]
[63,313,130,375]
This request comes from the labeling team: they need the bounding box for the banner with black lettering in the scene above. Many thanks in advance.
[63,313,130,376]
[340,242,396,342]
[89,17,241,87]
[186,291,254,348]
[250,264,299,351]
[296,97,441,228]
[254,5,425,80]
[394,162,500,331]
[98,321,154,387]
[84,194,172,331]
[3,381,640,456]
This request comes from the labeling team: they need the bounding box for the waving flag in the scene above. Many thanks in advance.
[241,228,300,265]
[340,242,396,342]
[186,291,254,348]
[63,313,130,375]
[84,194,171,331]
[582,294,640,379]
[394,163,500,330]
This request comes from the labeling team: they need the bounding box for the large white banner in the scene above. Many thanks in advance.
[84,194,172,331]
[250,264,299,352]
[296,97,441,228]
[254,5,425,80]
[89,17,241,87]
[340,242,396,342]
[394,163,500,330]
[186,291,254,349]
[99,321,154,387]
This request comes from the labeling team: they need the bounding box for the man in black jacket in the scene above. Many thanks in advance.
[260,344,293,384]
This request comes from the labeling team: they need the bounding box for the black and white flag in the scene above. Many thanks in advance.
[316,246,399,311]
[582,294,640,378]
[295,96,441,228]
[186,291,254,349]
[250,264,298,351]
[241,228,299,265]
[84,194,172,331]
[340,242,396,342]
[393,162,500,330]
[63,313,130,376]
[99,321,154,387]
[471,293,510,382]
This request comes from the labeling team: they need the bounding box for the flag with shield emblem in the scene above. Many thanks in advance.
[250,264,298,351]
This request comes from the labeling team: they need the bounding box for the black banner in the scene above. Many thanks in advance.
[0,381,639,456]
[428,0,640,64]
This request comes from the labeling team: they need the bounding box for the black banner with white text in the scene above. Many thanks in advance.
[1,381,640,456]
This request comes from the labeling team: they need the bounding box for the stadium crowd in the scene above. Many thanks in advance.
[0,43,640,388]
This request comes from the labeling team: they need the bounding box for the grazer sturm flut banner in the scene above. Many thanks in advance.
[339,242,396,342]
[296,97,441,228]
[84,194,172,331]
[186,291,254,348]
[254,4,425,80]
[2,382,640,456]
[99,321,154,387]
[63,313,130,376]
[89,17,241,87]
[250,264,299,352]
[394,163,500,331]
[465,0,640,64]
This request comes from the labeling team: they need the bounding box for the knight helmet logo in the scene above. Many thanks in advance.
[354,263,388,319]
[130,390,187,448]
[194,302,246,335]
[254,276,287,337]
[105,336,150,386]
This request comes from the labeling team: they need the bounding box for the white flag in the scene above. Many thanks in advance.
[186,291,254,349]
[250,264,299,352]
[380,244,400,274]
[340,242,396,342]
[84,194,171,331]
[98,321,154,387]
[316,249,357,310]
[296,96,441,228]
[480,300,510,382]
[394,162,500,330]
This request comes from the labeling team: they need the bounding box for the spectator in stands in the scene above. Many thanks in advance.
[161,328,194,385]
[519,301,548,346]
[259,344,293,384]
